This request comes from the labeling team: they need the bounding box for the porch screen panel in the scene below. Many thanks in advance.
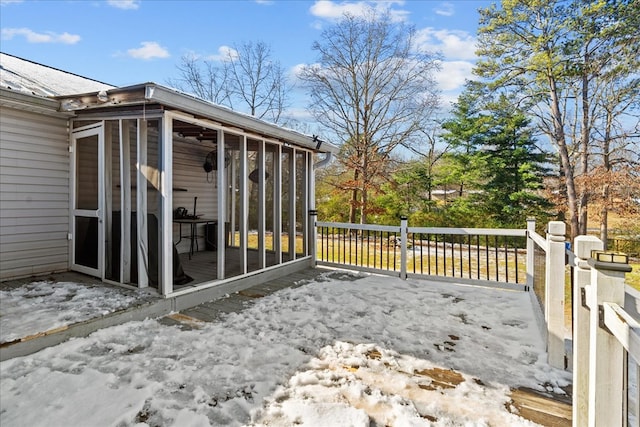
[281,147,292,262]
[105,121,121,282]
[144,120,162,288]
[76,134,99,210]
[225,134,243,279]
[246,139,260,273]
[74,218,98,269]
[104,119,140,285]
[265,143,277,267]
[295,151,307,256]
[74,133,99,269]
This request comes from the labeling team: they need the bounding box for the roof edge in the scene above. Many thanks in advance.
[144,84,339,154]
[0,87,73,117]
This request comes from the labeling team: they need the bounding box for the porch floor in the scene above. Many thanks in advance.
[177,247,297,286]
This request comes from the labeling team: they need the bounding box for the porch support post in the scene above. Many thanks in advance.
[216,130,225,280]
[239,135,248,274]
[159,116,173,295]
[307,153,315,258]
[400,216,408,279]
[545,220,566,369]
[309,209,318,266]
[274,144,282,264]
[104,123,113,281]
[526,217,535,290]
[136,119,149,288]
[230,144,237,249]
[572,236,603,427]
[300,152,308,257]
[586,253,631,427]
[288,148,296,259]
[258,139,266,269]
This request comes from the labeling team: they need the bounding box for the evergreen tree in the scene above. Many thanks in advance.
[480,96,552,226]
[443,87,551,227]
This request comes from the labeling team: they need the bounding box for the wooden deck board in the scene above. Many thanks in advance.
[508,387,572,426]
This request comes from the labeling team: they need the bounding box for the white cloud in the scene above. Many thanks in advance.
[206,45,239,62]
[434,60,474,91]
[254,0,274,4]
[415,28,477,60]
[290,63,308,80]
[127,41,170,60]
[434,2,454,17]
[0,0,24,5]
[310,0,409,23]
[107,0,140,10]
[1,27,80,44]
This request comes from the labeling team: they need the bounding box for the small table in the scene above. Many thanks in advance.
[174,218,216,259]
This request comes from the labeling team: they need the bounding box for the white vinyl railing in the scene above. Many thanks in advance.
[572,236,638,427]
[526,220,568,369]
[315,217,527,289]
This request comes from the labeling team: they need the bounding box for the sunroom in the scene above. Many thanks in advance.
[61,83,336,297]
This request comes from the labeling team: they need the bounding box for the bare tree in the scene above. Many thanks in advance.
[589,76,640,245]
[168,41,290,124]
[299,9,440,224]
[168,54,230,105]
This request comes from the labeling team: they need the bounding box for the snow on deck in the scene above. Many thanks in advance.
[0,271,571,426]
[0,280,156,344]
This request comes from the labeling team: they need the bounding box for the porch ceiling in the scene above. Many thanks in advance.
[172,120,219,144]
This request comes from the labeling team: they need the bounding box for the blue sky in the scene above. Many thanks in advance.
[1,0,494,124]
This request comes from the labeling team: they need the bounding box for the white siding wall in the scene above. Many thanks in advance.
[0,106,71,280]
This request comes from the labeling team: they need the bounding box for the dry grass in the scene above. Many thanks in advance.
[626,262,640,290]
[318,237,527,284]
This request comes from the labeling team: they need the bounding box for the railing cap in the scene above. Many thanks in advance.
[574,235,603,259]
[547,221,566,236]
[589,250,633,272]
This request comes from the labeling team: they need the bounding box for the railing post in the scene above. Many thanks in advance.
[586,251,632,427]
[400,216,408,279]
[546,221,566,369]
[572,236,604,427]
[309,210,318,266]
[526,217,535,290]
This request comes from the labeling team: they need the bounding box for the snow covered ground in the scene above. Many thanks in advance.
[0,271,572,426]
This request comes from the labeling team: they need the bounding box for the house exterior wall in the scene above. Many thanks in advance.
[0,103,71,280]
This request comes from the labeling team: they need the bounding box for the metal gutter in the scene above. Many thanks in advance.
[0,87,73,118]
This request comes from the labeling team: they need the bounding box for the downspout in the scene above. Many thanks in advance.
[312,135,334,170]
[313,151,333,169]
[309,137,333,265]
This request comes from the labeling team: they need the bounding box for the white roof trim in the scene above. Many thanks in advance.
[144,84,338,154]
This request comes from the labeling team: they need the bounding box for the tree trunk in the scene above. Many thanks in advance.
[599,110,613,249]
[360,188,368,225]
[349,168,359,224]
[578,53,590,236]
[549,74,579,241]
[600,184,609,248]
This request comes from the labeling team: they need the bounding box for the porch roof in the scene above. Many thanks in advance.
[55,82,339,154]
